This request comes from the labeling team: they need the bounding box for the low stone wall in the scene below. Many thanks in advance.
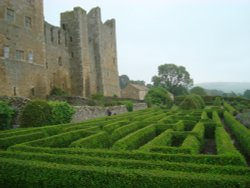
[71,103,147,123]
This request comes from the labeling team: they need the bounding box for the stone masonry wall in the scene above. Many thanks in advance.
[71,103,147,123]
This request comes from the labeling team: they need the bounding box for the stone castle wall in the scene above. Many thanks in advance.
[0,0,120,98]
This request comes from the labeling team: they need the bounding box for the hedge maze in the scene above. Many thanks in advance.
[1,105,250,187]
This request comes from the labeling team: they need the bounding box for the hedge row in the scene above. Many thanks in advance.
[224,102,236,115]
[140,129,173,151]
[215,127,246,165]
[1,157,249,187]
[111,121,146,142]
[212,111,223,127]
[0,151,250,175]
[112,124,156,150]
[191,122,205,141]
[1,150,249,176]
[103,120,130,133]
[70,131,111,149]
[149,146,191,154]
[25,127,100,148]
[9,145,247,166]
[173,120,185,131]
[224,111,250,157]
[0,131,47,149]
[181,135,202,154]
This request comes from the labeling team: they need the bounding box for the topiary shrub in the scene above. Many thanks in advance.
[179,94,205,110]
[145,87,173,107]
[48,101,75,125]
[121,101,133,112]
[20,100,52,128]
[0,101,15,130]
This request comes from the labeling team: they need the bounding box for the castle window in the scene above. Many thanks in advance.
[31,88,35,96]
[50,27,54,42]
[71,52,74,58]
[113,57,116,65]
[25,16,32,28]
[70,36,73,42]
[58,31,61,44]
[58,56,62,66]
[3,46,10,59]
[16,50,24,60]
[62,24,66,30]
[6,8,15,22]
[46,62,48,69]
[28,51,33,63]
[13,87,16,96]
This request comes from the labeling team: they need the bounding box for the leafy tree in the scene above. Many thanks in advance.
[179,94,205,110]
[119,75,130,89]
[243,90,250,99]
[130,80,145,86]
[190,86,207,96]
[145,87,173,107]
[152,64,193,96]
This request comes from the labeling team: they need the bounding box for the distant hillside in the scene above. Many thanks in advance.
[194,82,250,94]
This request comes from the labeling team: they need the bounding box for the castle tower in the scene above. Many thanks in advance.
[87,7,120,97]
[0,0,48,97]
[60,7,91,97]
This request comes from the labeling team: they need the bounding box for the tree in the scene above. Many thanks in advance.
[190,86,206,96]
[119,75,130,89]
[243,90,250,99]
[152,64,193,96]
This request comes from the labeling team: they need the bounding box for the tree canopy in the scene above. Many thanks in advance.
[190,86,207,96]
[152,64,193,96]
[243,90,250,99]
[119,75,145,89]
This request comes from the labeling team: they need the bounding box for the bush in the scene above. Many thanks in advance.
[145,87,173,107]
[48,101,75,125]
[179,95,205,110]
[20,100,52,128]
[0,101,15,130]
[121,101,133,112]
[50,87,67,96]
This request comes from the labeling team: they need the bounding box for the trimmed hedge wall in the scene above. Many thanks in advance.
[224,111,250,157]
[112,124,156,150]
[70,131,111,149]
[1,157,249,188]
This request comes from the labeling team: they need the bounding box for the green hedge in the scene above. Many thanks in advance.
[149,146,191,154]
[0,131,47,149]
[224,102,237,115]
[181,135,202,154]
[0,101,15,130]
[173,120,185,131]
[48,101,75,124]
[212,111,223,127]
[1,150,249,176]
[191,122,205,141]
[112,124,156,150]
[9,145,247,166]
[25,127,99,148]
[111,121,146,142]
[103,120,130,133]
[224,111,250,157]
[1,157,249,187]
[215,126,246,165]
[70,131,111,149]
[140,129,173,151]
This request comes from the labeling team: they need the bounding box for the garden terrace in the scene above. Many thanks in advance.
[0,106,250,187]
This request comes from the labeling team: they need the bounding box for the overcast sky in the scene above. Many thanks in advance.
[44,0,250,84]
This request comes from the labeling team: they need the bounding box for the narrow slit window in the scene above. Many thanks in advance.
[25,16,32,28]
[16,50,24,60]
[6,8,14,22]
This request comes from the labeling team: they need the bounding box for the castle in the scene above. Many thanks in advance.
[0,0,120,98]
